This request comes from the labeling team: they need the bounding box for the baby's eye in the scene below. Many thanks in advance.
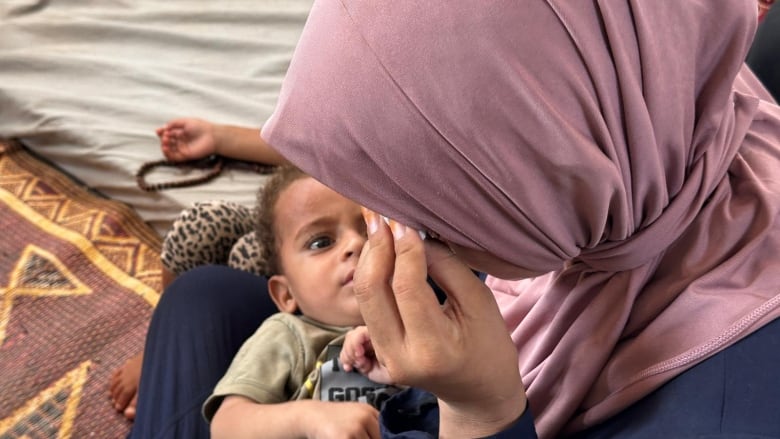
[307,236,334,250]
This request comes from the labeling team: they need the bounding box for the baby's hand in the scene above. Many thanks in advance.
[340,326,393,384]
[155,118,217,162]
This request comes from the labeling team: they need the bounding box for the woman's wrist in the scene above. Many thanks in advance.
[437,392,527,438]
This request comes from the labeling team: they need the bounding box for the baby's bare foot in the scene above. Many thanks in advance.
[109,352,143,420]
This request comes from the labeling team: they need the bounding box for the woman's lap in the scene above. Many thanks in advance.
[576,317,780,438]
[129,265,274,439]
[127,264,455,438]
[129,264,780,438]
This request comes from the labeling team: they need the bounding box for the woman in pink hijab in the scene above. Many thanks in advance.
[128,0,780,437]
[259,0,780,437]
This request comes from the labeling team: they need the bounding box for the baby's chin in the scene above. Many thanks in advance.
[348,318,366,327]
[346,312,366,327]
[329,317,364,328]
[329,302,364,327]
[344,309,365,327]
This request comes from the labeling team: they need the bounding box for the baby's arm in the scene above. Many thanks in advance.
[156,117,289,165]
[340,326,393,384]
[210,395,380,439]
[208,122,289,165]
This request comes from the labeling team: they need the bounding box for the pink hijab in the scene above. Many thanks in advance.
[263,0,780,437]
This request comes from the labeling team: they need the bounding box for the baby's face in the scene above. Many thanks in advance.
[274,177,366,326]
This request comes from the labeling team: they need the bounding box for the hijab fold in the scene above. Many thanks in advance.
[263,1,780,436]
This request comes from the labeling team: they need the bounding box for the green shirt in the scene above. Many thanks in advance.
[202,313,356,421]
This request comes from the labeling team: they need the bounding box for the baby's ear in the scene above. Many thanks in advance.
[268,275,298,314]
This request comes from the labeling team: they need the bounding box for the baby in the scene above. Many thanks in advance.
[205,165,395,438]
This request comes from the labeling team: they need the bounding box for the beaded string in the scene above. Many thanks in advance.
[136,156,275,192]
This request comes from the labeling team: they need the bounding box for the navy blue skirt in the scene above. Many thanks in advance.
[747,4,780,101]
[130,265,780,438]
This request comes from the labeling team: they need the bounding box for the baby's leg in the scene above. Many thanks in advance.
[129,265,273,438]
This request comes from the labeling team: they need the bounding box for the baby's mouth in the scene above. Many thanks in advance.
[343,269,355,285]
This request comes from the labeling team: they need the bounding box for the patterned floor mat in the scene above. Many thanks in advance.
[0,139,161,438]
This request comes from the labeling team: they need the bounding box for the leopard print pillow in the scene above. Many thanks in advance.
[161,201,264,277]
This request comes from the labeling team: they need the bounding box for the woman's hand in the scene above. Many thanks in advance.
[354,211,527,437]
[156,118,217,162]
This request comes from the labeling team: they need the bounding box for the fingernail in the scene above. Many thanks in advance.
[389,219,406,240]
[361,207,379,235]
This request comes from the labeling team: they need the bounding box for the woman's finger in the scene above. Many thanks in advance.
[354,210,404,352]
[389,221,445,337]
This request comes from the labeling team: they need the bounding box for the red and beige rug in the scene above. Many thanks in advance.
[0,140,162,438]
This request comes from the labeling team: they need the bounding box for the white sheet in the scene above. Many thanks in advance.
[0,0,313,236]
